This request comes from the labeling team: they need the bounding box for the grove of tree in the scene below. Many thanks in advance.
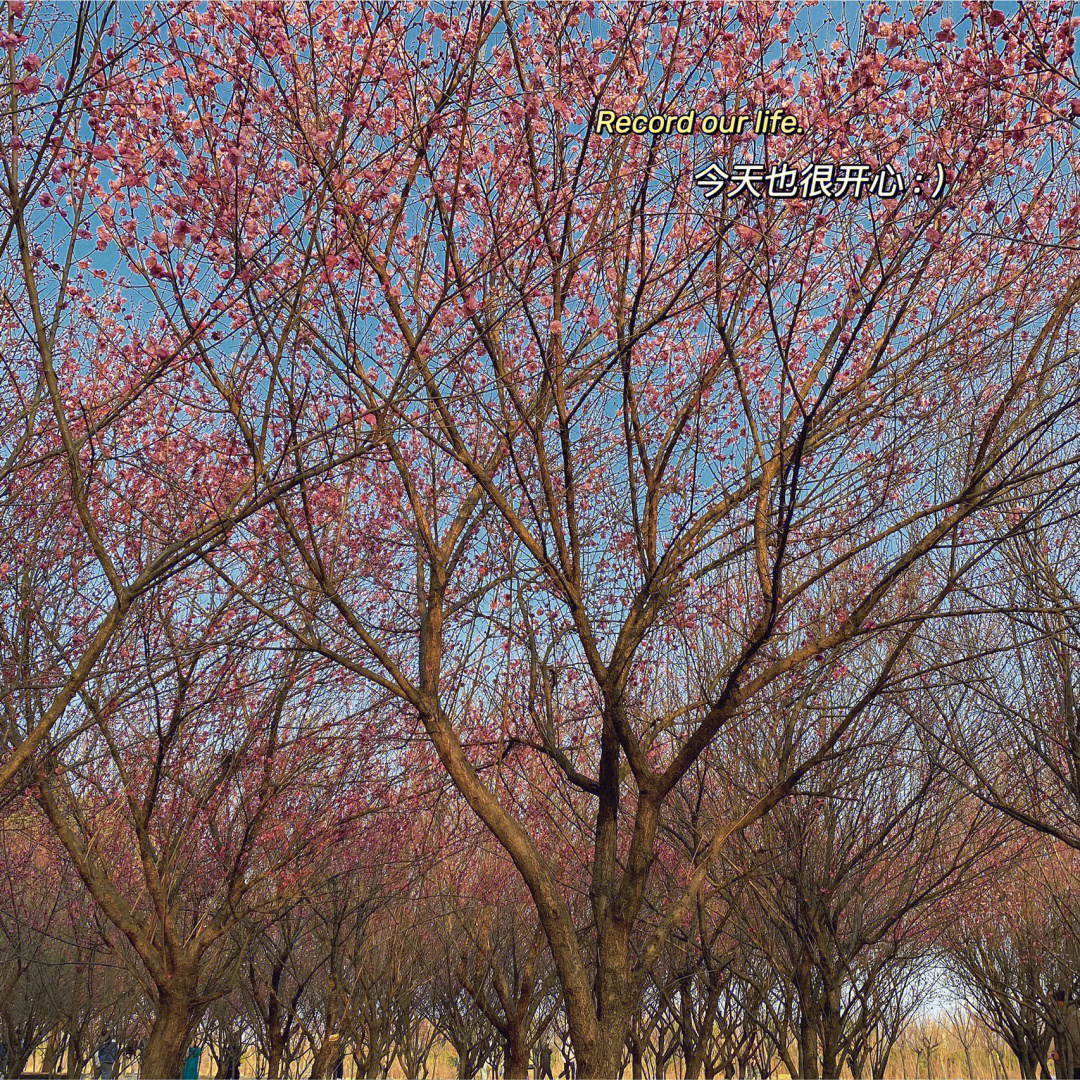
[3,3,1080,1078]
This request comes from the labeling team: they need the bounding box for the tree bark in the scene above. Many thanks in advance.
[796,954,820,1080]
[819,977,842,1080]
[456,1049,475,1080]
[42,1027,62,1076]
[268,1031,285,1080]
[575,1014,632,1080]
[309,1034,340,1080]
[141,986,196,1079]
[65,1030,83,1078]
[504,1034,530,1080]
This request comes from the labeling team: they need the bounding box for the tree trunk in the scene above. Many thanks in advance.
[683,983,720,1080]
[456,1049,473,1080]
[576,1032,626,1080]
[796,953,820,1080]
[42,1027,62,1076]
[268,1034,284,1080]
[629,1033,643,1080]
[1016,1048,1038,1080]
[309,1035,339,1080]
[505,1034,530,1080]
[65,1030,82,1078]
[11,1047,34,1079]
[798,1017,819,1080]
[266,958,286,1080]
[819,979,842,1080]
[141,986,196,1079]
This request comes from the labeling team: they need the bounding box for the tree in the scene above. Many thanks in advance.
[946,846,1080,1080]
[29,588,383,1077]
[0,801,73,1077]
[0,5,377,805]
[933,522,1080,854]
[443,853,559,1080]
[730,704,1004,1079]
[240,902,319,1080]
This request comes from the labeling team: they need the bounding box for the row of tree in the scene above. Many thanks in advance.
[2,796,1078,1079]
